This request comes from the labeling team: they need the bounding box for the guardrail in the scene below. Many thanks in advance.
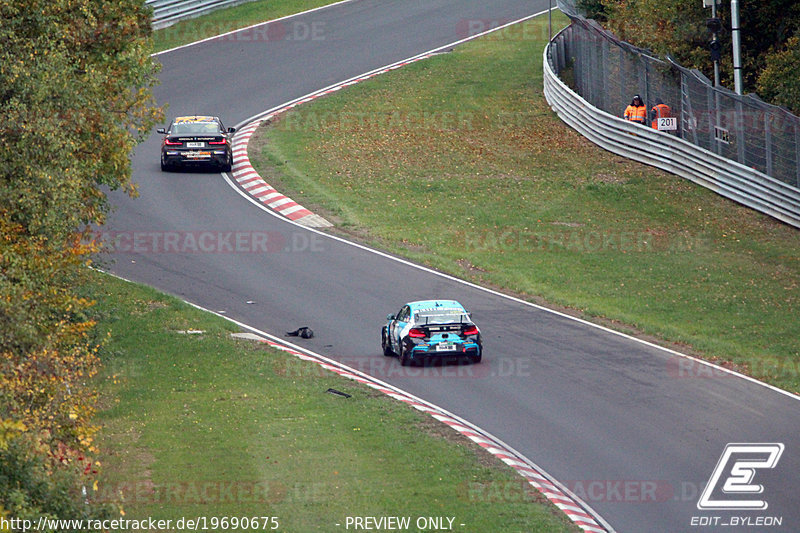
[543,32,800,229]
[147,0,256,29]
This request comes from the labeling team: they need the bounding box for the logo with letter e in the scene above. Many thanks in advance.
[697,443,785,510]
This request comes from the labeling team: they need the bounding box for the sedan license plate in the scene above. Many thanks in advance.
[436,343,456,352]
[186,141,205,148]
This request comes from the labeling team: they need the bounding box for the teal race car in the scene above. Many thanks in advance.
[381,300,482,366]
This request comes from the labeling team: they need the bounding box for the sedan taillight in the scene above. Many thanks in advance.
[462,325,479,336]
[408,328,426,338]
[164,138,182,146]
[208,139,227,145]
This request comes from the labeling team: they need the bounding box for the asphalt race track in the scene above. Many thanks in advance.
[103,1,800,531]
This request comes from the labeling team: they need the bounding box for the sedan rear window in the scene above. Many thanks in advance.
[172,122,220,135]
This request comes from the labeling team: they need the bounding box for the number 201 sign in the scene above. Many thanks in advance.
[657,117,678,131]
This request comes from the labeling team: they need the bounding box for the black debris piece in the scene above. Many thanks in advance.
[286,326,314,339]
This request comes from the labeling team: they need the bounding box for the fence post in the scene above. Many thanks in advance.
[620,48,627,111]
[587,30,595,105]
[681,72,698,145]
[735,100,746,165]
[796,121,800,188]
[707,83,718,155]
[600,36,608,112]
[765,114,773,178]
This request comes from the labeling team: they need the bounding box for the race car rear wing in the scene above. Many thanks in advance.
[417,313,471,327]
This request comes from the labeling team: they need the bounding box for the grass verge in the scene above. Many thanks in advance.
[248,12,800,394]
[89,271,577,532]
[152,0,344,53]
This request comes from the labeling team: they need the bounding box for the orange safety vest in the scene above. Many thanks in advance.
[651,103,671,129]
[624,104,647,124]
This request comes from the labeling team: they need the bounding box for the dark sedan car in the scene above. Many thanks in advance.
[157,116,235,172]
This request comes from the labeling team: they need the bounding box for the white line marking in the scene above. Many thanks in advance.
[183,299,614,533]
[96,261,614,531]
[153,0,360,56]
[144,5,797,532]
[215,12,799,404]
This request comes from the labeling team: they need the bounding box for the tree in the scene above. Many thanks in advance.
[0,0,162,524]
[0,0,162,448]
[0,213,109,527]
[591,0,799,107]
[576,0,608,21]
[0,0,163,241]
[757,36,800,114]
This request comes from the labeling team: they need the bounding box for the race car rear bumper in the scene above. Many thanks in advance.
[409,342,481,361]
[163,149,229,167]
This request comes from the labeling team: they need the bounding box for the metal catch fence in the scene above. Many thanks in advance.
[554,1,800,189]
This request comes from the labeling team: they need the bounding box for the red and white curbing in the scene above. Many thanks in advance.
[229,53,436,229]
[231,122,332,228]
[229,51,610,532]
[236,332,610,533]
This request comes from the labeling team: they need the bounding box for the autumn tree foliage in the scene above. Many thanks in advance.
[0,218,111,525]
[757,36,800,114]
[0,0,162,523]
[577,0,800,114]
[0,0,162,239]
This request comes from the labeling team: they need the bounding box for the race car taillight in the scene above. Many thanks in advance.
[208,139,227,145]
[408,328,426,338]
[462,325,479,336]
[164,139,182,146]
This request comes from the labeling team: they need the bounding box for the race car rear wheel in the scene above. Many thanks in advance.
[221,152,232,172]
[381,328,394,356]
[399,344,413,366]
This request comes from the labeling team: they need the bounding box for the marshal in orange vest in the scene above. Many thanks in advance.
[650,100,672,129]
[624,95,647,125]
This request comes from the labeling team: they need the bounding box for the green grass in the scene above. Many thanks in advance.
[89,272,576,532]
[152,0,344,53]
[249,12,800,394]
